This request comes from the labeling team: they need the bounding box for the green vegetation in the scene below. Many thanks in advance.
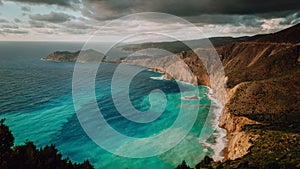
[174,24,300,169]
[176,126,299,169]
[196,126,300,169]
[0,119,94,169]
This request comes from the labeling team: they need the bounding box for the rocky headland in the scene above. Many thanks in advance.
[122,24,300,168]
[185,24,299,168]
[42,49,105,62]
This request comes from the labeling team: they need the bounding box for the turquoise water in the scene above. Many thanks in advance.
[0,42,215,169]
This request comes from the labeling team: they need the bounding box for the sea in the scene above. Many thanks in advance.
[0,41,222,169]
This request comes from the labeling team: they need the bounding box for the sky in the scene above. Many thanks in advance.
[0,0,299,41]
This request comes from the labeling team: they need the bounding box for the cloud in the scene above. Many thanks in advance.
[261,18,286,32]
[81,0,300,20]
[4,0,80,7]
[28,20,46,28]
[0,24,19,28]
[14,18,21,23]
[184,14,263,27]
[280,12,300,25]
[21,6,31,11]
[219,25,262,35]
[29,12,75,23]
[0,18,9,23]
[36,29,56,35]
[62,28,88,34]
[0,28,28,34]
[1,0,299,40]
[63,21,95,30]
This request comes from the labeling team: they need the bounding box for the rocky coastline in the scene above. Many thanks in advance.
[194,23,300,168]
[43,23,300,168]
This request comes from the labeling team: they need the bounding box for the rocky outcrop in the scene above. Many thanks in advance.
[123,50,210,86]
[218,83,259,160]
[215,24,300,165]
[43,49,104,62]
[216,42,300,88]
[123,24,300,165]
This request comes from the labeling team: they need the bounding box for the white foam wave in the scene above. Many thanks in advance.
[181,95,200,100]
[201,89,228,161]
[150,75,165,80]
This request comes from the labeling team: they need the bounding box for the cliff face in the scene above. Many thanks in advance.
[218,83,260,160]
[217,42,300,87]
[213,24,300,167]
[167,24,300,168]
[123,50,210,86]
[123,25,300,166]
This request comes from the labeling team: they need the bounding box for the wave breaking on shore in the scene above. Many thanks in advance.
[201,88,227,161]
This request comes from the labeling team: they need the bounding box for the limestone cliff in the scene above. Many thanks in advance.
[206,24,300,168]
[122,25,300,167]
[172,24,300,168]
[218,83,259,160]
[123,50,210,86]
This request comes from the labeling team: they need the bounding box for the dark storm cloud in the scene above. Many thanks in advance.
[21,6,31,11]
[4,0,80,7]
[29,12,75,23]
[184,15,263,27]
[81,0,300,20]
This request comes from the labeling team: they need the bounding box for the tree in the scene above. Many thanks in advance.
[0,119,14,169]
[0,119,94,169]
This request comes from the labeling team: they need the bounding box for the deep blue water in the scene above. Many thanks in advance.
[0,42,214,169]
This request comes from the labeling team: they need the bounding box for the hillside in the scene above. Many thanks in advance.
[43,49,104,62]
[179,23,300,168]
[253,23,300,44]
[120,37,245,54]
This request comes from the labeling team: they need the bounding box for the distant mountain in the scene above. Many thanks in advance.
[120,37,245,54]
[42,49,104,62]
[252,23,300,43]
[121,23,300,53]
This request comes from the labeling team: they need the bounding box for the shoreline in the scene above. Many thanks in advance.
[205,89,227,161]
[147,67,228,162]
[42,58,229,163]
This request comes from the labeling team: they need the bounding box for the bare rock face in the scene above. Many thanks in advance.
[217,42,300,87]
[123,24,300,164]
[218,83,260,160]
[216,24,300,163]
[123,50,211,86]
